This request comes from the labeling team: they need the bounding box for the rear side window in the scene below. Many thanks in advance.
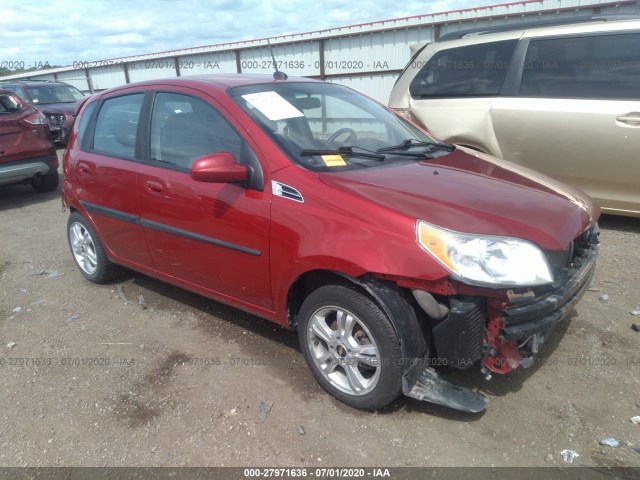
[409,40,517,98]
[92,94,144,159]
[520,33,640,100]
[77,101,98,148]
[0,92,24,113]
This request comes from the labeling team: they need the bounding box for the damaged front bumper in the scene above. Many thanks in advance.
[401,225,599,412]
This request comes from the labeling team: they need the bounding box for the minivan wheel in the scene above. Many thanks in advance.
[298,284,404,410]
[67,212,120,283]
[31,172,59,192]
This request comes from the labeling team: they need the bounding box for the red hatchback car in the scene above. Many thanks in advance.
[62,74,599,412]
[0,89,58,192]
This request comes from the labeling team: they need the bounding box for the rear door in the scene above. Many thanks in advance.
[491,31,640,215]
[136,89,272,309]
[71,92,155,268]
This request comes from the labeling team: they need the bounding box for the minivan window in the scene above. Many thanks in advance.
[150,92,242,169]
[409,40,518,97]
[92,94,144,160]
[520,33,640,100]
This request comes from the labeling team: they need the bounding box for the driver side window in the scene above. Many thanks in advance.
[150,92,242,169]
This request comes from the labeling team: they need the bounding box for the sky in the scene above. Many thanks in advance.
[1,0,501,68]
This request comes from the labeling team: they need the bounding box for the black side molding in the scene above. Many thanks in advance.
[80,201,140,225]
[140,218,261,257]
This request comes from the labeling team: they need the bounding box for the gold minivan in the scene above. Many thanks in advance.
[389,17,640,217]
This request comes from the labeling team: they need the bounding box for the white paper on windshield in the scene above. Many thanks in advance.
[242,91,304,121]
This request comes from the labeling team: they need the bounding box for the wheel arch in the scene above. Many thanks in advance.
[287,270,429,367]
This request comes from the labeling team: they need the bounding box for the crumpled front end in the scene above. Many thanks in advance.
[401,223,599,412]
[481,223,599,376]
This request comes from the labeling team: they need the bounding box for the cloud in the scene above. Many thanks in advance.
[0,0,500,68]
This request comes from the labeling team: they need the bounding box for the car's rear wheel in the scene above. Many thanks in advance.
[298,284,404,410]
[31,171,59,192]
[67,212,120,283]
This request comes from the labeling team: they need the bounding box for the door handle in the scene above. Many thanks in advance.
[144,180,163,193]
[77,162,90,173]
[616,113,640,125]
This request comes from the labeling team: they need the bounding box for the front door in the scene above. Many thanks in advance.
[136,90,273,309]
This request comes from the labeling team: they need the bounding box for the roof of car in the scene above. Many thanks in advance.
[0,79,68,86]
[92,73,322,98]
[436,15,639,42]
[122,73,318,89]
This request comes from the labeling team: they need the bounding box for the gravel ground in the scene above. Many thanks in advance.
[0,154,639,468]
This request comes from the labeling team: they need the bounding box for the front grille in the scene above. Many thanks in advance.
[46,114,65,130]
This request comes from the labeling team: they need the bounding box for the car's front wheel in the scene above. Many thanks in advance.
[298,284,404,410]
[67,212,120,283]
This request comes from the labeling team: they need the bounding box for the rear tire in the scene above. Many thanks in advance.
[31,171,59,192]
[298,284,404,410]
[67,212,120,283]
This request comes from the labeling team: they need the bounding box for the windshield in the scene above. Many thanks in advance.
[26,84,84,104]
[229,82,451,171]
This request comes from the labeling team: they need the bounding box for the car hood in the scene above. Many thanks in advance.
[317,148,599,251]
[36,102,75,114]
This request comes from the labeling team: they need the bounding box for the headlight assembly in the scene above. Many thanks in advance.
[417,220,553,287]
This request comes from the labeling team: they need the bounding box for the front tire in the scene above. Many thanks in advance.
[298,284,404,410]
[67,212,120,283]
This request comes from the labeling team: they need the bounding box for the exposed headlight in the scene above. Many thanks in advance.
[417,220,553,286]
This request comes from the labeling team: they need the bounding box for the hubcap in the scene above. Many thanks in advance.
[307,306,381,396]
[69,222,98,275]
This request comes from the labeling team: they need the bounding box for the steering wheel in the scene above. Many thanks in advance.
[327,128,357,147]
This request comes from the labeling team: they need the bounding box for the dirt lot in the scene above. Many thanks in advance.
[1,153,639,469]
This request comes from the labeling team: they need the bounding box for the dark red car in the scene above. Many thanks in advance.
[0,80,84,146]
[62,74,599,412]
[0,89,58,191]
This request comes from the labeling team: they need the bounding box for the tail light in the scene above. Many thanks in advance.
[23,111,48,126]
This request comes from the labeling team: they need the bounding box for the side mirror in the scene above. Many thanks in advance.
[190,152,247,183]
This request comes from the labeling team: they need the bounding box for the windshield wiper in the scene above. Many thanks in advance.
[300,146,385,161]
[377,138,455,153]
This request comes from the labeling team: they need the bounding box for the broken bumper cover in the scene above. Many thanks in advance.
[400,238,597,413]
[501,243,598,340]
[402,360,488,413]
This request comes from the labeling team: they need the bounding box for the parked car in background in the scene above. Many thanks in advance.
[389,17,640,217]
[0,80,85,146]
[63,74,599,413]
[0,89,58,192]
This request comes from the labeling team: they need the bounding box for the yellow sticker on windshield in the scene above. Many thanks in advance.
[321,155,346,166]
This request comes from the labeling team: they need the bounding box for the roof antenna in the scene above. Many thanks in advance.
[267,39,288,80]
